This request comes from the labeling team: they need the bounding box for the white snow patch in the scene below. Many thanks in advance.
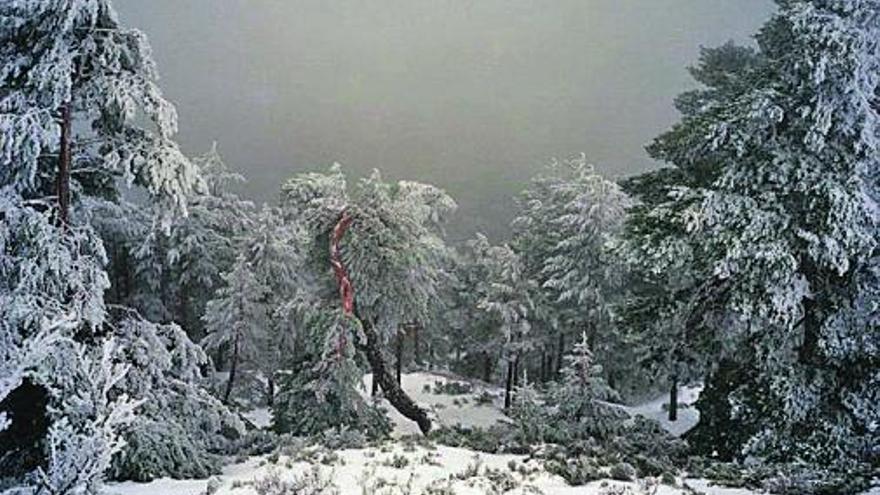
[361,371,510,437]
[243,407,273,429]
[624,385,702,437]
[107,444,717,495]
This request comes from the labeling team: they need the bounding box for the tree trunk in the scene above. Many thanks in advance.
[266,374,275,407]
[504,358,515,411]
[512,354,521,390]
[223,334,239,404]
[355,316,431,434]
[395,329,403,385]
[555,331,565,377]
[668,374,678,422]
[371,374,379,397]
[482,352,492,383]
[412,323,421,366]
[57,102,72,227]
[330,211,431,434]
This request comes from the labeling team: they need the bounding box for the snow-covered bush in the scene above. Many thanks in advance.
[2,339,138,495]
[272,319,391,439]
[109,316,244,481]
[544,333,626,440]
[508,375,549,446]
[544,456,604,486]
[251,467,339,495]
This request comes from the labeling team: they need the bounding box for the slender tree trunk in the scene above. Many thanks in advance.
[540,351,547,383]
[504,358,515,411]
[668,374,678,422]
[371,375,379,397]
[395,329,403,385]
[555,331,565,377]
[512,354,520,389]
[412,323,421,366]
[329,211,431,434]
[266,374,275,407]
[482,352,492,383]
[223,333,239,404]
[57,102,72,227]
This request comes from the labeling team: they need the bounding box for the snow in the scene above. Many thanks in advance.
[105,373,755,495]
[104,372,880,495]
[623,385,702,437]
[361,372,509,437]
[106,442,726,495]
[243,408,273,430]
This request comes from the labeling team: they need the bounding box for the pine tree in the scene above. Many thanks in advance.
[109,315,244,481]
[469,234,537,411]
[202,256,270,404]
[277,165,455,435]
[548,332,624,439]
[633,0,880,470]
[512,155,634,393]
[166,146,254,340]
[0,1,226,490]
[0,0,202,220]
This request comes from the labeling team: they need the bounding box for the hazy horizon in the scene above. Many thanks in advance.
[116,0,774,240]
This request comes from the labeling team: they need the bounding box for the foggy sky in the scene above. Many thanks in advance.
[115,0,774,241]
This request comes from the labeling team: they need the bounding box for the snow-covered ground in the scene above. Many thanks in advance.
[362,371,510,437]
[624,385,702,437]
[105,372,872,495]
[108,443,695,495]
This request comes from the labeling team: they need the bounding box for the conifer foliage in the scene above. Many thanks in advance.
[624,0,880,471]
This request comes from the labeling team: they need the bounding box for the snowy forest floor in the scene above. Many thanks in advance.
[105,372,876,495]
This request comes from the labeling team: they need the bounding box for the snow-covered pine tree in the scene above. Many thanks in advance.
[203,205,301,406]
[0,0,201,220]
[618,41,761,445]
[512,155,635,394]
[0,192,141,493]
[548,332,624,439]
[277,165,455,435]
[439,244,500,381]
[166,146,254,340]
[108,315,244,481]
[0,189,114,479]
[469,233,537,411]
[1,1,235,489]
[202,256,270,405]
[640,0,880,472]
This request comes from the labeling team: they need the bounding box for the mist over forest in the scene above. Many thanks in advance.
[1,2,878,495]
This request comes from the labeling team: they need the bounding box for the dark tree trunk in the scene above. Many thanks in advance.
[57,102,72,227]
[482,352,493,383]
[355,315,431,434]
[266,375,275,407]
[223,334,239,404]
[412,323,421,366]
[512,354,521,389]
[668,374,678,422]
[540,351,547,383]
[395,330,403,385]
[555,331,565,377]
[504,358,515,411]
[371,374,380,397]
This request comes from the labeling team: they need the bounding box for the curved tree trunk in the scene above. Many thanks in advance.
[330,211,432,435]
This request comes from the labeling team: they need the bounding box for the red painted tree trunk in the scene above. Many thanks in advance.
[329,211,432,434]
